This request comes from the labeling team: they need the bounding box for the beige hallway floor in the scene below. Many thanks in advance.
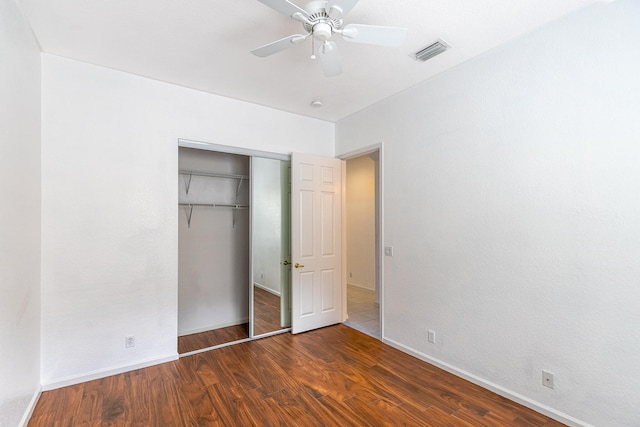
[344,284,380,338]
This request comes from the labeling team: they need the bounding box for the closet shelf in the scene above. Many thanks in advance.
[179,170,248,196]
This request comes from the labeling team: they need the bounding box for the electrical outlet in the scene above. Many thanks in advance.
[542,370,554,389]
[126,335,135,348]
[428,329,436,344]
[384,246,394,256]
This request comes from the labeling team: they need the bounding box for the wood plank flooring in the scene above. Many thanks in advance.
[253,286,284,336]
[178,286,285,354]
[178,324,249,355]
[29,325,566,426]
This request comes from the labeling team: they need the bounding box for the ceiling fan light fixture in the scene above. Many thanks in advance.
[313,22,333,41]
[412,39,451,62]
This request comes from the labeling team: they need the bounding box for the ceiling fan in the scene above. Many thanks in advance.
[251,0,408,77]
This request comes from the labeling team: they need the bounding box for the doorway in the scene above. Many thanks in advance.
[342,148,381,339]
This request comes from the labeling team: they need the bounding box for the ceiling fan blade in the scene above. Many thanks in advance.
[325,0,360,19]
[319,41,342,77]
[254,0,308,18]
[341,24,408,47]
[251,34,308,57]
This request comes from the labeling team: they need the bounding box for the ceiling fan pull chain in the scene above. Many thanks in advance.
[310,36,316,60]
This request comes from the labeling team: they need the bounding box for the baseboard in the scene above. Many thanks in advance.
[382,337,594,427]
[254,282,281,296]
[178,318,249,337]
[41,353,178,391]
[347,282,375,292]
[18,387,42,427]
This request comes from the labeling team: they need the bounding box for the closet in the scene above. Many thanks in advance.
[177,143,291,355]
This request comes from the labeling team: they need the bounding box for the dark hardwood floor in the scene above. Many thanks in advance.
[178,286,285,355]
[253,286,284,336]
[178,324,249,354]
[29,325,565,426]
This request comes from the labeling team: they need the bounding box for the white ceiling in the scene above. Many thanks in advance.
[19,0,602,122]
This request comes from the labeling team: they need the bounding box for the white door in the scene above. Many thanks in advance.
[291,152,344,334]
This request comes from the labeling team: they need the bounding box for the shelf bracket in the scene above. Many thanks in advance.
[187,204,194,228]
[235,176,244,199]
[184,172,193,195]
[233,177,245,229]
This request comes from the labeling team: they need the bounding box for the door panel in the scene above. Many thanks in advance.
[299,271,315,316]
[291,153,343,333]
[321,269,336,312]
[321,192,336,255]
[300,190,315,257]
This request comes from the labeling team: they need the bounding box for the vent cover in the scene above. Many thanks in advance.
[413,39,451,62]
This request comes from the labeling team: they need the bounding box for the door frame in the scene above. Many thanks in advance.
[338,143,384,339]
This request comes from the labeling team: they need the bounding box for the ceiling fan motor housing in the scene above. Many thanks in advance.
[303,0,343,40]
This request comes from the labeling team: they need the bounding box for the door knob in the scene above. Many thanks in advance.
[282,260,290,265]
[295,263,305,268]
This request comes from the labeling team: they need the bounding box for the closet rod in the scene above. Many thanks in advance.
[179,203,248,208]
[178,170,249,180]
[180,203,249,228]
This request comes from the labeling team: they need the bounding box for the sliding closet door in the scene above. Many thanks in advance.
[291,153,344,334]
[251,156,292,337]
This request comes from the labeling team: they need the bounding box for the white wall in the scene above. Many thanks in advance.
[41,54,334,387]
[336,1,640,426]
[0,0,42,425]
[252,157,284,295]
[346,155,376,291]
[178,148,250,335]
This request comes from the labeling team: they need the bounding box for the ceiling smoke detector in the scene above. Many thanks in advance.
[310,99,323,107]
[412,39,451,62]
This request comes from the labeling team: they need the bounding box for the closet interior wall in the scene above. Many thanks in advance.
[178,147,250,337]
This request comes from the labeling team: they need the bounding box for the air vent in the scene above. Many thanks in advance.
[412,39,451,62]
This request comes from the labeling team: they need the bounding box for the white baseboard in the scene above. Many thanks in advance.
[178,318,249,337]
[18,387,42,427]
[254,282,281,296]
[382,337,594,427]
[41,353,179,391]
[347,282,375,292]
[253,282,280,296]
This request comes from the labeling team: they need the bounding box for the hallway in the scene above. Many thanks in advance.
[344,284,380,339]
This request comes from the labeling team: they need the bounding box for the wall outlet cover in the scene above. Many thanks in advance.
[542,370,554,389]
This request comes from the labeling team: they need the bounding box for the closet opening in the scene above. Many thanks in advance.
[177,140,292,356]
